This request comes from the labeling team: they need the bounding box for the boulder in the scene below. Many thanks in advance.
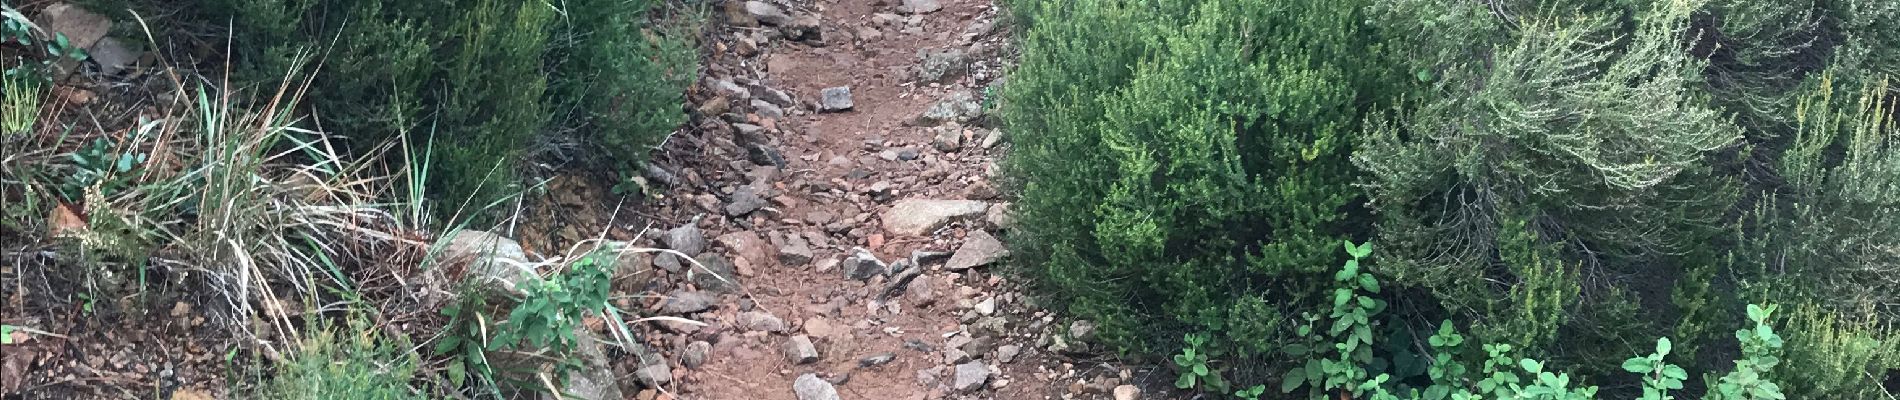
[952,361,991,393]
[819,87,854,112]
[945,230,1008,270]
[793,373,841,400]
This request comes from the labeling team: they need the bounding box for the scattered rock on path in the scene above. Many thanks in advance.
[662,290,718,314]
[882,199,988,236]
[746,1,793,26]
[973,297,996,315]
[682,341,713,368]
[819,87,855,112]
[783,335,819,364]
[726,0,760,27]
[946,230,1008,270]
[740,311,788,332]
[859,352,896,367]
[1070,320,1097,341]
[752,99,785,119]
[691,253,741,293]
[917,90,983,126]
[932,126,964,152]
[843,248,889,281]
[917,48,969,83]
[442,230,534,297]
[665,225,708,256]
[726,185,768,216]
[717,231,772,267]
[981,129,1006,148]
[898,0,942,14]
[996,345,1021,363]
[952,361,991,393]
[779,234,814,266]
[793,373,841,400]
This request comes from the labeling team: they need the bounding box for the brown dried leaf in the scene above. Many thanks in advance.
[48,202,86,237]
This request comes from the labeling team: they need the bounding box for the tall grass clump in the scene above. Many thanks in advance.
[999,0,1399,358]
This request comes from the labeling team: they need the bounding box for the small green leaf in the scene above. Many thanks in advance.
[1518,359,1542,373]
[1656,337,1672,356]
[1622,357,1652,373]
[1176,372,1196,389]
[1193,363,1208,376]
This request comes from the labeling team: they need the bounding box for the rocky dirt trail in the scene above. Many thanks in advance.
[609,0,1164,399]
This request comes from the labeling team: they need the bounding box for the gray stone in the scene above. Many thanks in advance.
[980,129,1005,148]
[755,86,796,107]
[819,86,855,112]
[784,14,823,41]
[725,185,768,216]
[1070,320,1097,342]
[442,230,534,297]
[661,290,718,314]
[746,1,793,26]
[634,352,672,389]
[751,99,785,119]
[996,345,1021,363]
[932,126,963,152]
[916,48,968,83]
[985,202,1015,230]
[691,253,741,293]
[558,326,625,399]
[962,336,996,357]
[917,90,983,126]
[654,253,684,273]
[952,361,991,393]
[882,199,989,236]
[717,231,772,268]
[733,122,767,138]
[740,311,788,332]
[860,352,897,367]
[90,37,139,77]
[726,0,760,27]
[783,335,820,364]
[898,0,942,14]
[793,373,841,400]
[665,225,708,256]
[712,79,750,98]
[779,235,814,265]
[43,4,111,50]
[907,274,937,306]
[973,297,997,315]
[843,248,889,281]
[917,366,945,387]
[945,230,1008,270]
[748,144,787,167]
[873,13,903,25]
[682,341,713,368]
[971,317,1008,338]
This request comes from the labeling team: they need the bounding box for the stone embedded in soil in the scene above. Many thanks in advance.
[973,297,997,315]
[917,366,945,387]
[442,230,533,297]
[945,230,1008,270]
[803,316,835,337]
[44,4,112,51]
[964,180,999,200]
[661,290,718,314]
[635,353,673,388]
[986,202,1015,230]
[654,253,684,273]
[783,335,820,364]
[981,128,1006,148]
[746,1,793,26]
[917,90,984,126]
[748,143,788,167]
[717,231,772,267]
[819,86,855,112]
[740,310,788,332]
[917,48,969,83]
[842,248,889,281]
[725,185,768,216]
[907,274,938,306]
[882,199,989,236]
[683,341,713,368]
[1070,319,1098,341]
[785,14,823,41]
[665,225,708,256]
[691,253,742,293]
[898,0,942,14]
[751,99,785,119]
[713,79,751,99]
[952,361,991,393]
[793,373,841,400]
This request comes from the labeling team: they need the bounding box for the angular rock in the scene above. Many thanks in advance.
[748,143,788,167]
[842,248,889,281]
[945,230,1008,270]
[882,199,989,236]
[785,14,822,41]
[1070,320,1097,341]
[633,349,672,389]
[931,126,963,152]
[859,352,897,367]
[726,0,760,27]
[682,341,713,368]
[783,335,819,364]
[665,225,708,256]
[964,181,998,200]
[90,37,139,77]
[898,0,942,14]
[793,373,840,400]
[952,361,991,393]
[803,316,835,337]
[751,99,785,119]
[43,4,111,50]
[985,202,1015,230]
[654,253,684,273]
[981,129,1006,149]
[917,366,945,387]
[691,253,741,293]
[996,345,1021,363]
[779,235,815,266]
[973,297,996,315]
[725,185,768,216]
[907,274,937,306]
[746,1,793,26]
[562,326,626,399]
[442,230,534,297]
[819,86,854,112]
[916,48,968,83]
[740,311,788,332]
[661,290,718,314]
[962,336,996,357]
[917,90,983,126]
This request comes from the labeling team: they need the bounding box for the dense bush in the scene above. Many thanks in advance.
[1002,0,1900,396]
[999,0,1396,356]
[194,0,695,217]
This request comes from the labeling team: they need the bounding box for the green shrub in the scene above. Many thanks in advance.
[545,0,697,175]
[1000,0,1394,356]
[265,314,424,400]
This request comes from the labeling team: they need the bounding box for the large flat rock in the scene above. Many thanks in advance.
[882,199,988,236]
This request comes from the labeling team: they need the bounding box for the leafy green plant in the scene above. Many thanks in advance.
[1283,241,1384,398]
[1704,305,1786,400]
[1623,338,1689,400]
[59,138,148,202]
[1174,333,1229,393]
[264,311,425,400]
[435,246,617,391]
